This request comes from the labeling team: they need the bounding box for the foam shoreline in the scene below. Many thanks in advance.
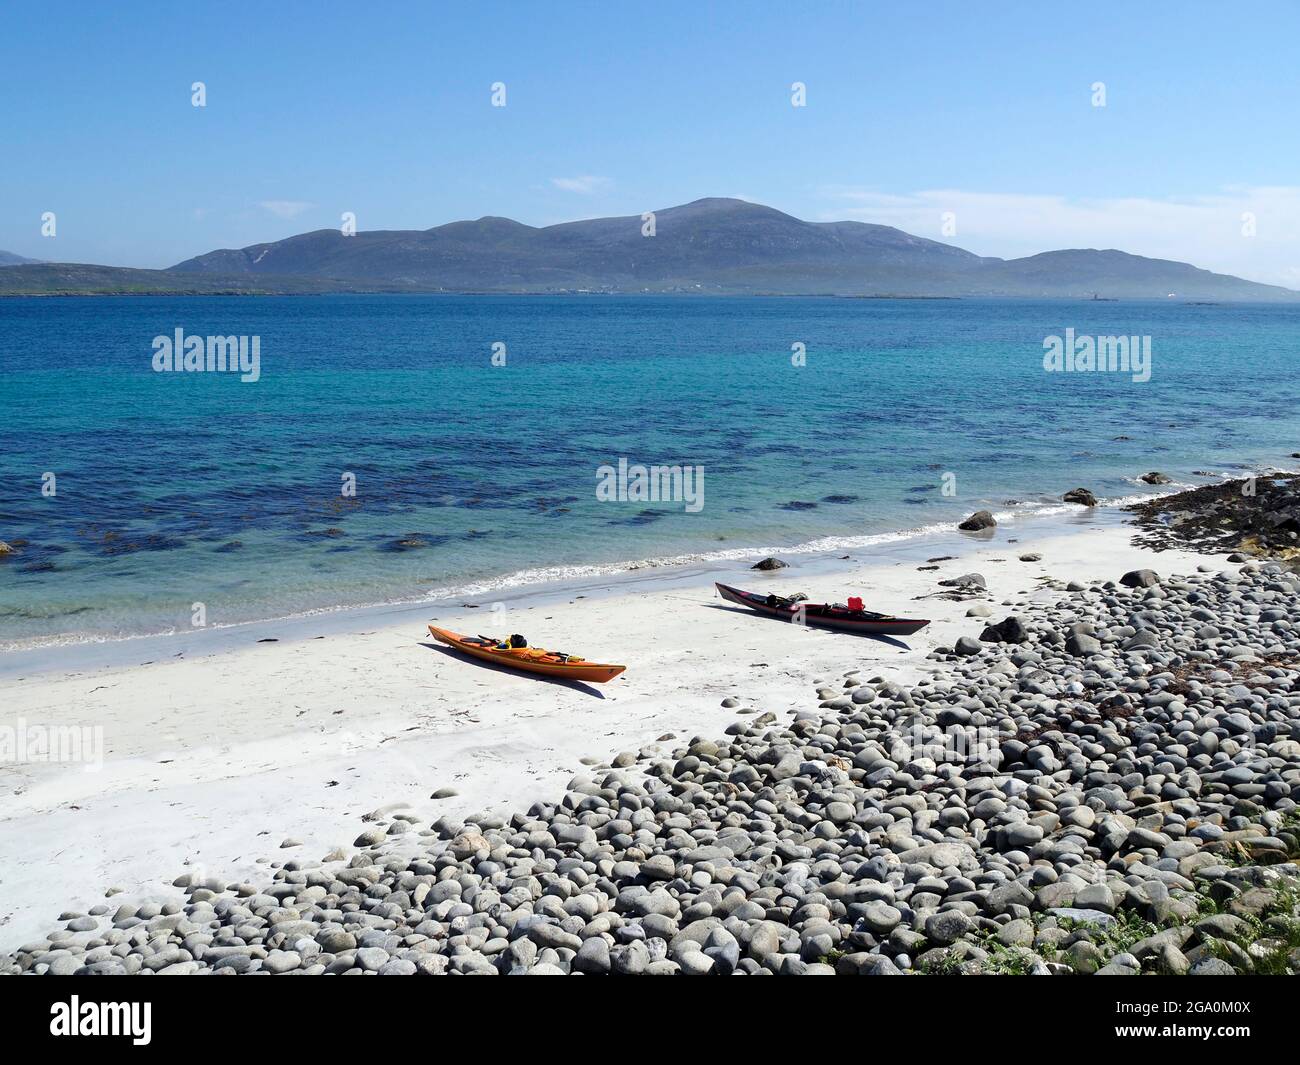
[0,500,1136,678]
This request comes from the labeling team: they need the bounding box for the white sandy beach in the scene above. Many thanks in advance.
[0,515,1219,952]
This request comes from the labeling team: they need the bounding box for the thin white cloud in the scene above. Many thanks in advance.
[818,185,1300,288]
[258,200,315,219]
[551,175,611,195]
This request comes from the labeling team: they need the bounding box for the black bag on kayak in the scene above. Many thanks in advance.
[508,634,528,648]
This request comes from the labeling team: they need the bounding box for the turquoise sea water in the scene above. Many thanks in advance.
[2,295,1298,648]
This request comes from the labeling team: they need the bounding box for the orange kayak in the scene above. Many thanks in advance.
[428,626,626,683]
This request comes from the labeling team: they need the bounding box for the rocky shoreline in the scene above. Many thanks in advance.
[1128,473,1300,560]
[6,551,1300,976]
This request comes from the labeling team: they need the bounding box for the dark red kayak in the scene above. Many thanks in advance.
[715,582,930,636]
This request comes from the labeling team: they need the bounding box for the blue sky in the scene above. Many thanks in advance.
[3,0,1298,284]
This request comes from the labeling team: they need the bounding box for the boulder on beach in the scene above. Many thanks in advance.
[981,615,1030,643]
[938,573,986,590]
[1123,629,1160,650]
[1139,472,1172,485]
[1120,568,1160,588]
[957,510,996,531]
[1063,488,1098,506]
[1065,631,1102,656]
[751,557,788,570]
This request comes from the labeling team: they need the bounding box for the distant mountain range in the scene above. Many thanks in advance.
[0,262,373,296]
[2,198,1296,300]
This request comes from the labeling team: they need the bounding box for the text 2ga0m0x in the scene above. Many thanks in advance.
[1119,1001,1254,1016]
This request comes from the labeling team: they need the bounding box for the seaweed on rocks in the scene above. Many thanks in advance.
[1128,473,1300,559]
